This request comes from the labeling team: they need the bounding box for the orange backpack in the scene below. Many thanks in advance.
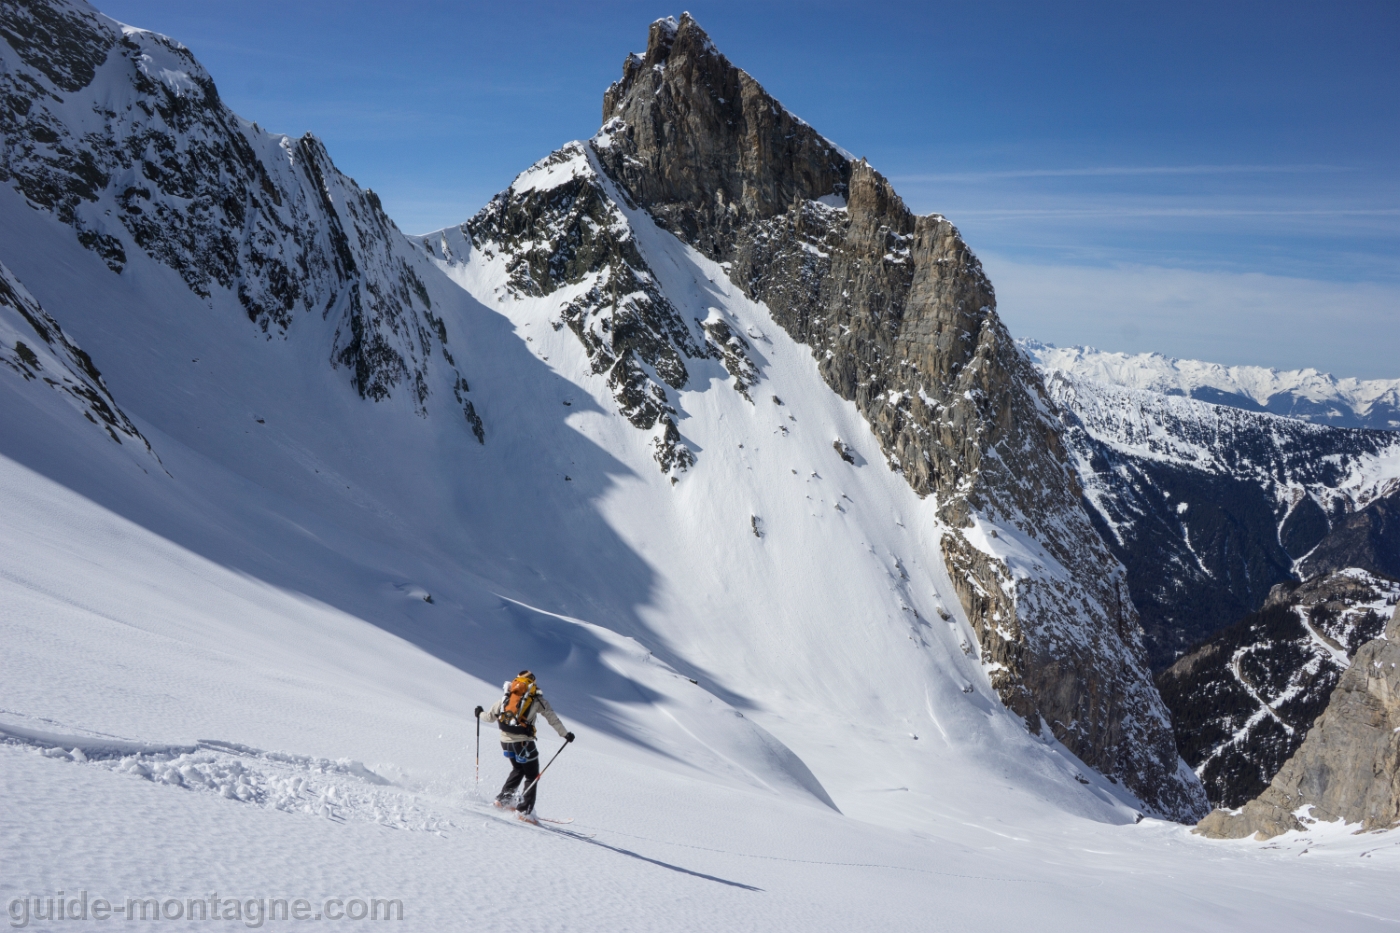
[500,675,538,728]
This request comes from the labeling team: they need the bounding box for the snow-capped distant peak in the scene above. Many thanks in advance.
[1021,339,1400,431]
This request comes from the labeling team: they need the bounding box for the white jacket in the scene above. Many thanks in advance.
[479,692,568,744]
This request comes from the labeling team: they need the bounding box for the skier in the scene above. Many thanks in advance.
[474,670,574,822]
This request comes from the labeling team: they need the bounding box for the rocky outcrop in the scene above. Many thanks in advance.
[0,259,153,454]
[598,15,850,260]
[1301,492,1400,581]
[1159,569,1400,808]
[1195,602,1400,838]
[420,142,757,473]
[0,0,478,425]
[1040,368,1400,669]
[591,13,1205,820]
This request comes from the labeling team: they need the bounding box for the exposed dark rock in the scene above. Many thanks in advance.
[0,259,154,454]
[0,0,110,92]
[1301,491,1400,581]
[700,316,758,401]
[1158,569,1399,809]
[1196,601,1400,838]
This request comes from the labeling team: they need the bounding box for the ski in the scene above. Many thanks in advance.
[538,817,573,824]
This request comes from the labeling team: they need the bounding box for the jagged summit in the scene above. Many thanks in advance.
[587,14,1207,820]
[599,12,855,254]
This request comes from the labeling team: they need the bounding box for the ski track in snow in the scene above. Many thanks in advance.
[1,726,455,833]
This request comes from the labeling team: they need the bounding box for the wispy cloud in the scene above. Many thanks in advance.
[983,254,1400,379]
[893,164,1355,183]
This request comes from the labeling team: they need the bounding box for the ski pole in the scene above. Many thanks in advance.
[519,738,571,801]
[474,709,481,791]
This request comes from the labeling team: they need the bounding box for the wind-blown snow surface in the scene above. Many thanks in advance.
[0,8,1397,930]
[1023,339,1400,430]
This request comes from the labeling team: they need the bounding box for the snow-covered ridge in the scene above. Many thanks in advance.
[0,259,154,459]
[1022,339,1400,430]
[0,0,475,421]
[1042,368,1400,513]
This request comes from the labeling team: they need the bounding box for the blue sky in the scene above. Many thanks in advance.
[97,0,1399,377]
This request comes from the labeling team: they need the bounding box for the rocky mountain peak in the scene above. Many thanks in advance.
[598,12,851,256]
[593,14,1207,821]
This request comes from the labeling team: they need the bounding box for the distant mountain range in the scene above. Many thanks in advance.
[1030,340,1400,811]
[1021,340,1400,431]
[1034,365,1400,670]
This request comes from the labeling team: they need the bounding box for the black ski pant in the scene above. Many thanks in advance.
[497,741,540,813]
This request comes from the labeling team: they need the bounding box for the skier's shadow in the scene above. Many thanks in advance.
[546,827,762,891]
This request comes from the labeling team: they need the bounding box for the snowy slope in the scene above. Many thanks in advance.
[1043,369,1400,515]
[1023,339,1400,430]
[3,2,1399,929]
[5,446,1400,931]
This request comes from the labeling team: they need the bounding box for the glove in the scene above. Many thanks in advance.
[565,732,576,743]
[473,705,484,717]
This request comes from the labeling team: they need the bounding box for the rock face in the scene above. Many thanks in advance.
[591,14,1204,820]
[1040,368,1400,669]
[0,0,479,428]
[1159,569,1400,808]
[1301,493,1400,581]
[0,258,153,454]
[428,142,753,473]
[1195,602,1400,838]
